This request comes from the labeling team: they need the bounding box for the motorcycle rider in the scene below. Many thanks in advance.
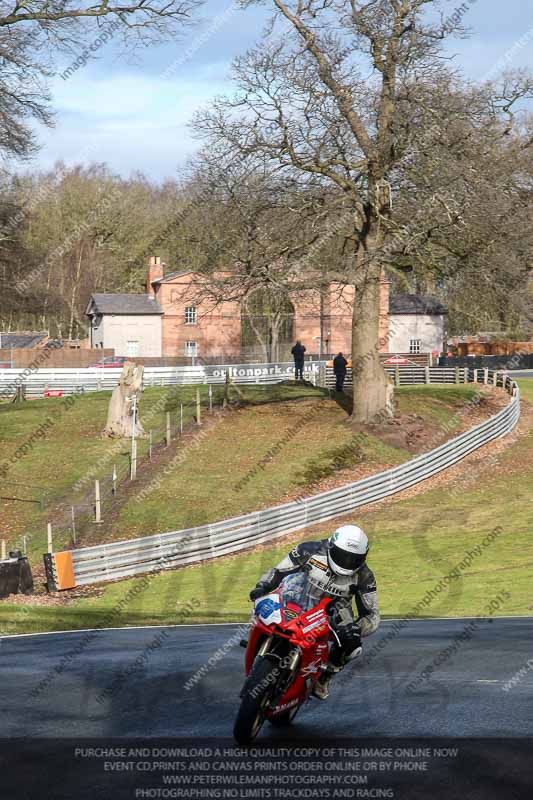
[249,524,379,700]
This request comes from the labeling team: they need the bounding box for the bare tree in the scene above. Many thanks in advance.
[381,71,533,336]
[195,0,520,421]
[181,144,347,360]
[0,0,202,159]
[193,0,456,422]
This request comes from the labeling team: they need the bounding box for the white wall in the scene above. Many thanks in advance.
[91,316,104,348]
[389,314,446,354]
[101,315,162,357]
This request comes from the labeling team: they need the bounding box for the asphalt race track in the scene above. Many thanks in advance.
[1,617,532,737]
[1,618,532,799]
[509,370,533,379]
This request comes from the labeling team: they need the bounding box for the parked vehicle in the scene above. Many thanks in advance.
[234,573,333,744]
[89,356,127,368]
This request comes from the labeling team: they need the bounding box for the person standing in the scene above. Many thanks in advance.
[333,352,348,392]
[291,340,306,380]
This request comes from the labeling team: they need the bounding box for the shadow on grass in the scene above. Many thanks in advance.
[331,389,353,416]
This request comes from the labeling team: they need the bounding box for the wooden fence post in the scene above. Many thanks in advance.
[395,365,400,386]
[209,384,213,414]
[424,366,430,384]
[196,387,202,426]
[473,369,478,384]
[131,436,137,479]
[1,540,6,560]
[484,368,489,385]
[112,464,118,494]
[180,403,184,434]
[493,371,498,387]
[47,523,53,553]
[149,431,153,461]
[71,506,77,545]
[94,480,102,522]
[223,370,230,407]
[166,411,171,447]
[455,367,460,385]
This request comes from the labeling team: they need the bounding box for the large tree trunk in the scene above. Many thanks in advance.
[351,233,394,423]
[103,362,145,438]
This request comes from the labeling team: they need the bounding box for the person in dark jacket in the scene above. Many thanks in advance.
[333,352,348,392]
[291,340,306,380]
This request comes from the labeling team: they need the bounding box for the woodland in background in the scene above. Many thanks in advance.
[0,93,531,344]
[0,0,532,424]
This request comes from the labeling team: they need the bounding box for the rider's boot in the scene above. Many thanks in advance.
[312,664,340,700]
[313,645,363,700]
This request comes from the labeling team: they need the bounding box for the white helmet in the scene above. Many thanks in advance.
[327,525,369,576]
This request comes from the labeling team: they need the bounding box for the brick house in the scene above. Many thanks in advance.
[147,258,242,358]
[147,257,390,359]
[86,257,396,360]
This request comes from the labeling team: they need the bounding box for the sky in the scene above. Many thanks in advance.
[31,0,533,182]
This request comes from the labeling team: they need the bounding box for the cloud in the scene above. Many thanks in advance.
[36,70,231,178]
[30,0,533,181]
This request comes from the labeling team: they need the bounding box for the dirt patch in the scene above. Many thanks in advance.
[349,385,507,454]
[0,582,104,607]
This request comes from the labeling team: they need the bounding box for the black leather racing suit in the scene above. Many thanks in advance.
[253,538,380,668]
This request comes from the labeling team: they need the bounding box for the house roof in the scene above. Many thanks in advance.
[86,294,163,316]
[389,294,447,316]
[151,270,194,285]
[0,332,48,349]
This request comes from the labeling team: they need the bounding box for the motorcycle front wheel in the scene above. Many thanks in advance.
[233,657,281,745]
[267,704,300,727]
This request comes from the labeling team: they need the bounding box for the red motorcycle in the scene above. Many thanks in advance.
[234,573,333,744]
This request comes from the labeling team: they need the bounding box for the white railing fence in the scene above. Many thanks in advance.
[0,362,320,397]
[44,370,520,590]
[0,360,513,398]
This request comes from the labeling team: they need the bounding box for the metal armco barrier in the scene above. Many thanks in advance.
[45,371,520,590]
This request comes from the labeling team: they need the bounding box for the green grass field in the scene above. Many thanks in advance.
[1,381,530,635]
[0,383,321,556]
[0,382,473,554]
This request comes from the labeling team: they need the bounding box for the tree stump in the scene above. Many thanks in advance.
[103,362,145,438]
[12,385,26,403]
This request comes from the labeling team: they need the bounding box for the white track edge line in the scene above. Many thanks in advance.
[0,615,531,642]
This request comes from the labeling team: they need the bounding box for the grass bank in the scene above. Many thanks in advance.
[2,382,527,635]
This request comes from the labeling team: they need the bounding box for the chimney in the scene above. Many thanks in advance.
[147,256,164,298]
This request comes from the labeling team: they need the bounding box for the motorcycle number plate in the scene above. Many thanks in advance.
[254,594,282,625]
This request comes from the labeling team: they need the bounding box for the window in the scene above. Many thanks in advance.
[409,339,421,354]
[127,340,139,357]
[185,341,198,357]
[185,306,197,325]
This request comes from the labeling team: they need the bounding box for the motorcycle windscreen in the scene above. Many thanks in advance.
[277,573,323,612]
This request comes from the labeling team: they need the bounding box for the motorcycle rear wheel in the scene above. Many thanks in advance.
[234,657,280,745]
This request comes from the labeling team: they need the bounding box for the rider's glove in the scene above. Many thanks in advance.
[249,585,267,601]
[347,623,362,660]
